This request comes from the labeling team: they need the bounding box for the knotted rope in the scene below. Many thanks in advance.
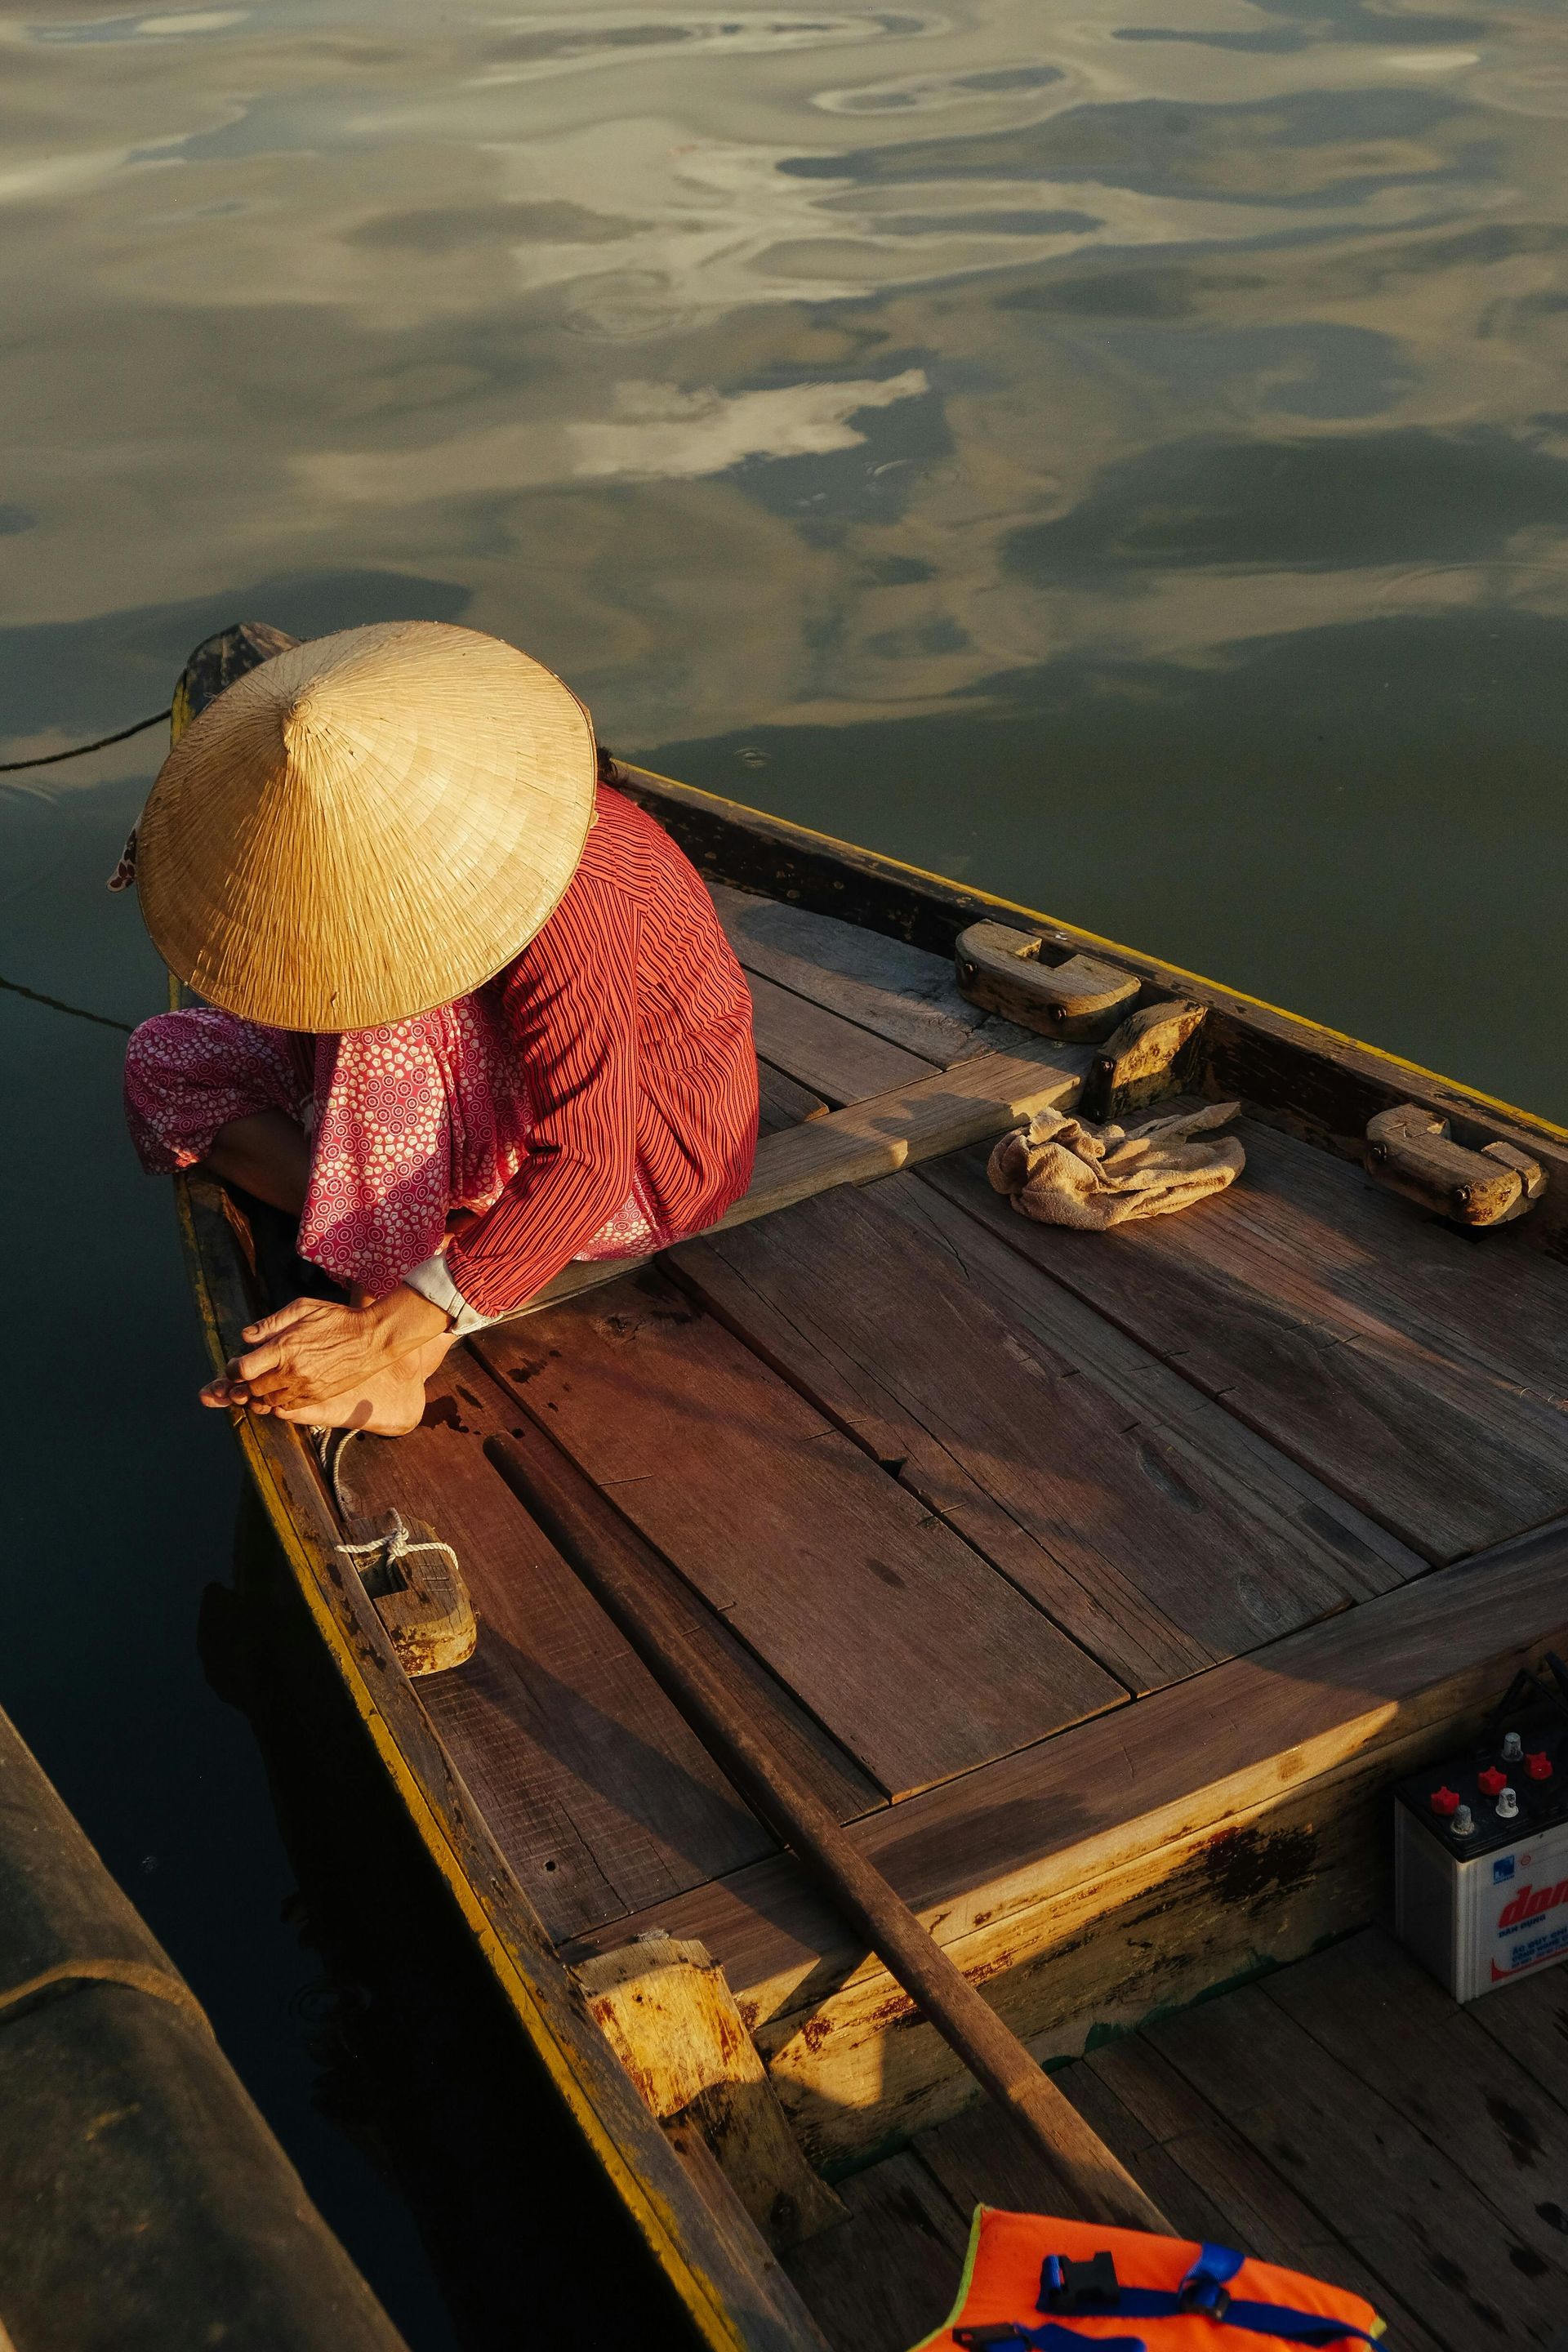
[316,1425,461,1584]
[335,1515,463,1583]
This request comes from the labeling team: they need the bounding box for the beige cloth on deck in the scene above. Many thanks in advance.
[987,1099,1245,1231]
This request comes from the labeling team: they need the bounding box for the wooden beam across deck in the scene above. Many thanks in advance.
[563,1515,1568,2167]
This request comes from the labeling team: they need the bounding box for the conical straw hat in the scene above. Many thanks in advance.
[136,621,598,1031]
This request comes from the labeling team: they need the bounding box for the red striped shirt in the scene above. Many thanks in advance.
[443,785,759,1316]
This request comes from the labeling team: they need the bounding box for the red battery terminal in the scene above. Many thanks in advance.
[1477,1765,1509,1797]
[1526,1751,1553,1781]
[1429,1785,1462,1815]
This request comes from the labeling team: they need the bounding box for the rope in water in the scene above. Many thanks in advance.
[0,973,133,1032]
[0,707,172,773]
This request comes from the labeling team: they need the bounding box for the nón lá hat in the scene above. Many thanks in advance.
[134,620,598,1032]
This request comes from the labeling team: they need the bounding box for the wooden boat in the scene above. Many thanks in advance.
[175,626,1568,2352]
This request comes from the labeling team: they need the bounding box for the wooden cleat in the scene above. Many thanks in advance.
[1364,1104,1546,1229]
[955,922,1140,1040]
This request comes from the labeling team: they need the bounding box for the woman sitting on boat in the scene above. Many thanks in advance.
[121,621,760,1435]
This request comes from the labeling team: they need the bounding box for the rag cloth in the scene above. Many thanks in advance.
[988,1098,1245,1231]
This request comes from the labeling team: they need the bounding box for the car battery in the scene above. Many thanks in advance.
[1395,1666,1568,2002]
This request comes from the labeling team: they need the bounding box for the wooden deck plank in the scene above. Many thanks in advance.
[1466,1961,1568,2118]
[559,1521,1568,2166]
[474,1276,1122,1802]
[746,970,935,1105]
[711,881,1021,1068]
[673,1172,1383,1695]
[331,1348,878,1944]
[878,1176,1420,1597]
[1076,2042,1450,2352]
[1145,1978,1568,2346]
[756,1060,827,1135]
[782,2155,968,2352]
[919,1125,1568,1561]
[1262,1931,1568,2274]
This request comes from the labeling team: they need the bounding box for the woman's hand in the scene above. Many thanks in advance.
[200,1286,451,1420]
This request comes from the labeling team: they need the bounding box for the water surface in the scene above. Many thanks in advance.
[3,0,1566,2337]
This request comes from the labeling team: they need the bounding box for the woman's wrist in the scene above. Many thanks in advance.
[369,1284,454,1356]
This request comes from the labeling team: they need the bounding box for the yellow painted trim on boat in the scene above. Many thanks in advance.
[172,1175,765,2352]
[630,764,1568,1148]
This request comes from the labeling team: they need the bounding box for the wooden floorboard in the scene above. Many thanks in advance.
[1262,1932,1568,2280]
[1143,1963,1568,2346]
[746,969,936,1105]
[919,1124,1568,1561]
[332,1348,878,1944]
[711,880,1022,1068]
[559,1526,1568,2166]
[756,1058,827,1134]
[673,1170,1391,1695]
[782,2154,969,2352]
[474,1276,1121,1802]
[1467,1957,1568,2118]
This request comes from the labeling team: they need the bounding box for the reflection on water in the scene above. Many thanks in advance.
[2,0,1567,2337]
[4,0,1567,1105]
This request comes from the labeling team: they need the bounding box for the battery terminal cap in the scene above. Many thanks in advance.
[1452,1804,1477,1838]
[1477,1765,1509,1797]
[1496,1787,1520,1820]
[1527,1751,1553,1782]
[1501,1731,1524,1763]
[1430,1786,1462,1815]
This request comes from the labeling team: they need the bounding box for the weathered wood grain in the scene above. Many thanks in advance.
[920,1120,1568,1561]
[782,2156,969,2352]
[334,1349,878,1942]
[577,1935,844,2251]
[561,1518,1568,2163]
[1466,1953,1568,2116]
[1076,2038,1448,2352]
[475,1276,1122,1800]
[1147,1978,1568,2346]
[672,1174,1374,1695]
[745,971,933,1105]
[756,1062,827,1135]
[1263,1932,1568,2278]
[875,1176,1419,1597]
[955,922,1140,1040]
[712,883,1023,1067]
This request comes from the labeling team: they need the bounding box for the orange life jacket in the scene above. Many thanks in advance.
[914,2208,1384,2350]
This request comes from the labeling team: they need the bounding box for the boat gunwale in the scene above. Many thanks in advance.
[613,761,1568,1165]
[170,759,1568,2349]
[174,1171,828,2352]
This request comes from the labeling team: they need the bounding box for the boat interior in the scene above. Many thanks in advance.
[189,726,1568,2352]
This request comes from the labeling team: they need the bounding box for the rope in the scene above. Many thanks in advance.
[336,1514,463,1582]
[316,1427,461,1582]
[0,973,133,1033]
[0,707,172,773]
